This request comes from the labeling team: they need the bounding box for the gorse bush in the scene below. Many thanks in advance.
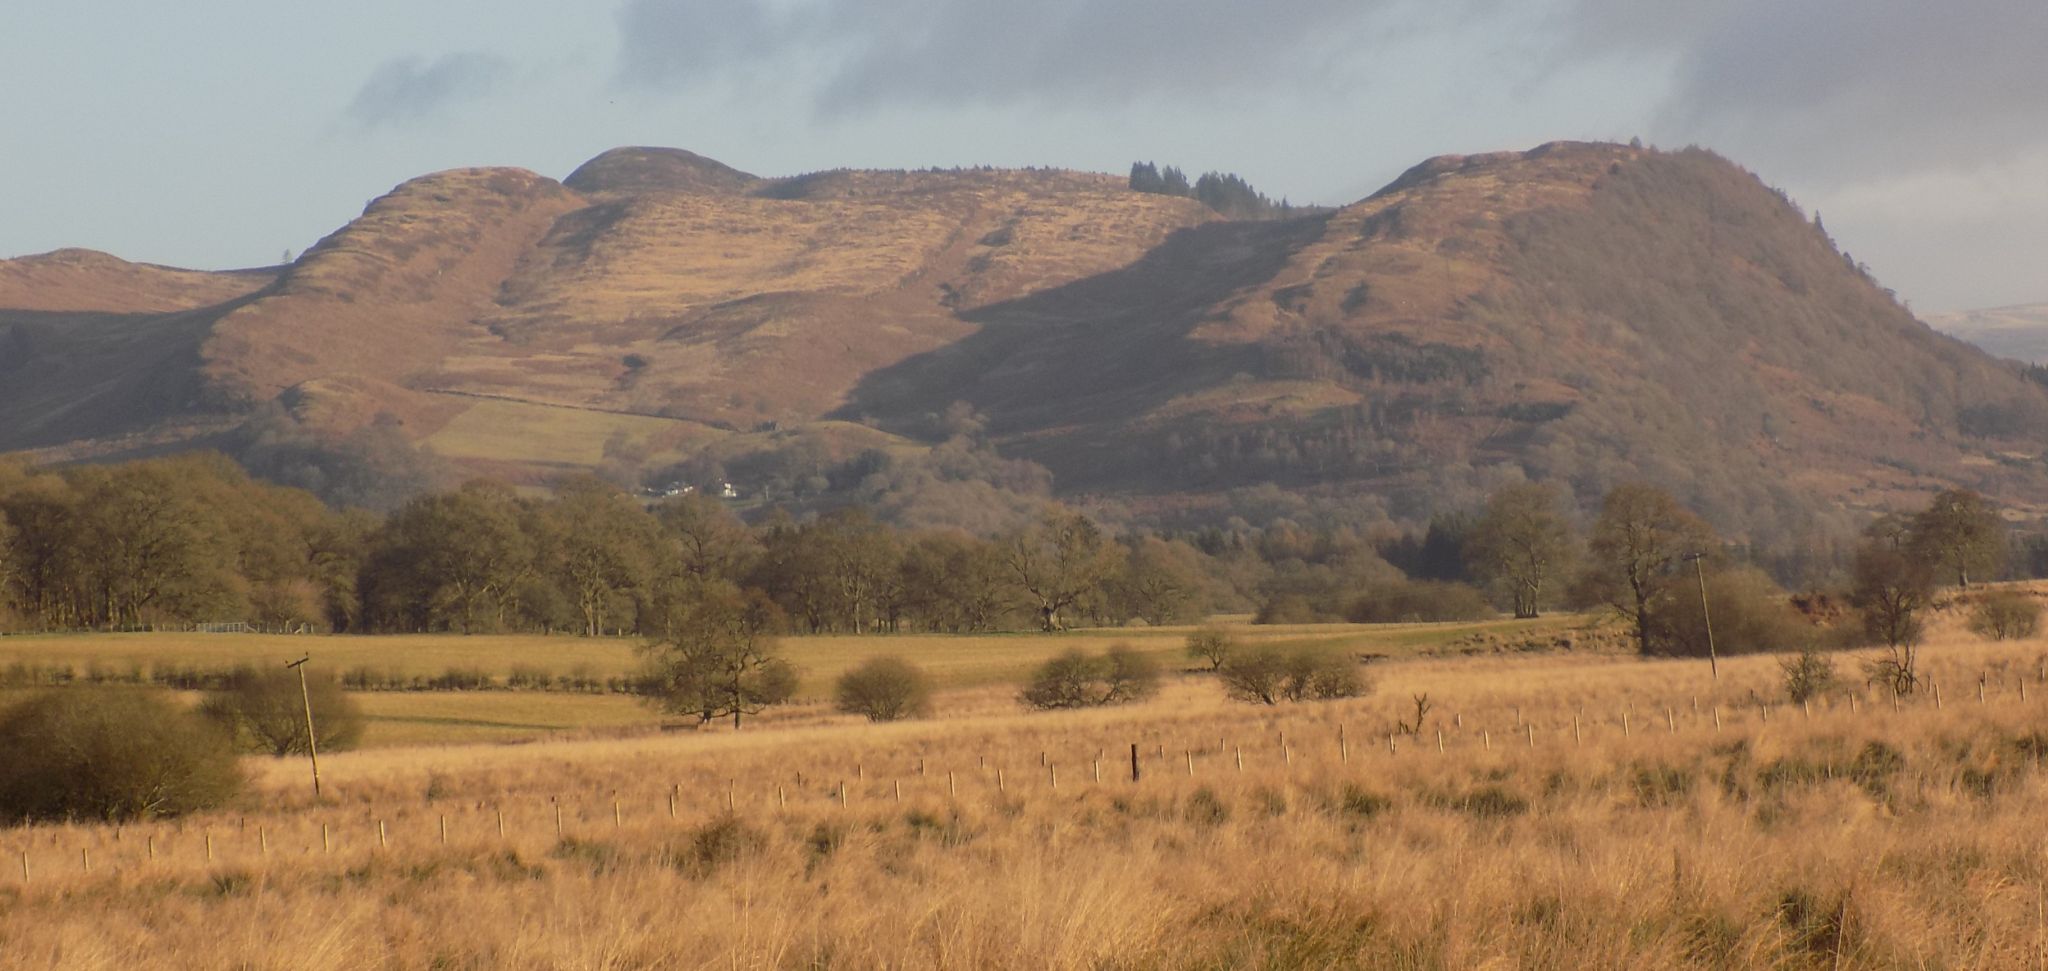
[1019,645,1159,710]
[1217,647,1367,705]
[0,688,241,824]
[201,666,364,757]
[1967,591,2041,641]
[835,656,933,722]
[1779,647,1837,704]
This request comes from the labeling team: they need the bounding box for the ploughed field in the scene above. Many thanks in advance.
[3,624,2048,969]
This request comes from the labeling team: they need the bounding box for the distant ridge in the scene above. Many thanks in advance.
[3,142,2046,537]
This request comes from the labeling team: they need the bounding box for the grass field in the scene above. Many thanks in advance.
[5,627,2047,968]
[0,616,1582,747]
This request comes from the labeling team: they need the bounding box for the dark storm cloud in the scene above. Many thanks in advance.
[347,52,512,128]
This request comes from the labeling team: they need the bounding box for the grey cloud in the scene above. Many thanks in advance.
[1558,0,2048,179]
[613,0,1392,106]
[612,0,2048,182]
[347,52,512,128]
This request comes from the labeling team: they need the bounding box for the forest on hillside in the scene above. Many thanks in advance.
[3,455,2042,668]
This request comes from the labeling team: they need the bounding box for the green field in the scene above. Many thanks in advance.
[0,615,1586,747]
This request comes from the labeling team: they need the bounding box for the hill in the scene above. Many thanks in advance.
[3,142,2046,537]
[1928,303,2048,364]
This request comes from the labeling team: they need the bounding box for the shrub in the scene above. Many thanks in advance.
[1019,645,1161,710]
[1253,594,1322,625]
[1651,566,1811,658]
[201,666,365,757]
[0,688,242,823]
[1779,647,1837,704]
[835,656,934,722]
[1218,647,1368,704]
[1968,591,2041,641]
[1344,580,1493,624]
[1184,625,1238,671]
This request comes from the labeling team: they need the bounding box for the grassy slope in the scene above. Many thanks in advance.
[4,632,2046,967]
[0,616,1582,746]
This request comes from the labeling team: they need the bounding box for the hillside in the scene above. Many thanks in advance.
[1929,303,2048,364]
[3,142,2046,536]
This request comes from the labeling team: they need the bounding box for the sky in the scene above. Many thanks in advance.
[2,0,2042,313]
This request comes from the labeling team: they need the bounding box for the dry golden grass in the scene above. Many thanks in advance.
[5,626,2048,968]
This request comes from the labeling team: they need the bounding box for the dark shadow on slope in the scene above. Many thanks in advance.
[0,284,277,452]
[838,214,1335,445]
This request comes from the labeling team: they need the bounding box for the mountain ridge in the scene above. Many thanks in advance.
[3,141,2044,538]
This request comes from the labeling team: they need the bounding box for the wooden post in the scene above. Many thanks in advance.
[496,809,505,839]
[1130,743,1141,782]
[18,849,25,884]
[1455,712,1462,729]
[376,821,386,851]
[1184,751,1193,776]
[1235,747,1244,771]
[1934,681,1942,709]
[321,823,330,853]
[1436,730,1444,753]
[1666,709,1676,733]
[612,800,621,828]
[205,831,214,862]
[895,779,904,801]
[948,772,956,797]
[778,786,787,809]
[667,790,677,819]
[554,801,563,838]
[1526,724,1534,748]
[1388,734,1396,756]
[1713,706,1721,730]
[81,848,89,874]
[1092,760,1101,784]
[726,782,735,812]
[2022,680,2029,703]
[1283,743,1291,766]
[260,826,268,856]
[1514,705,1522,727]
[1339,725,1348,764]
[147,834,156,861]
[440,815,448,844]
[1483,730,1491,751]
[1802,700,1811,720]
[285,655,323,798]
[838,783,847,807]
[1573,716,1581,746]
[1622,712,1630,736]
[917,759,925,776]
[997,768,1006,794]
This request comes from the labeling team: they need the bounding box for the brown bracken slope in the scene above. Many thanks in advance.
[3,142,2044,534]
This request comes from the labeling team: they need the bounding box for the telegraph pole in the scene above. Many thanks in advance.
[285,655,322,796]
[1682,553,1718,680]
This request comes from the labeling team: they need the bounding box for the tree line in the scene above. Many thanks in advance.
[0,454,2026,676]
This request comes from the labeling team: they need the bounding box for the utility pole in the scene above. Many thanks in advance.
[285,655,322,797]
[1682,553,1718,680]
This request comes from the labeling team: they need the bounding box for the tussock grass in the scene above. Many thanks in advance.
[4,633,2047,967]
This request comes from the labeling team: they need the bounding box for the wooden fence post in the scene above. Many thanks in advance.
[1130,744,1141,782]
